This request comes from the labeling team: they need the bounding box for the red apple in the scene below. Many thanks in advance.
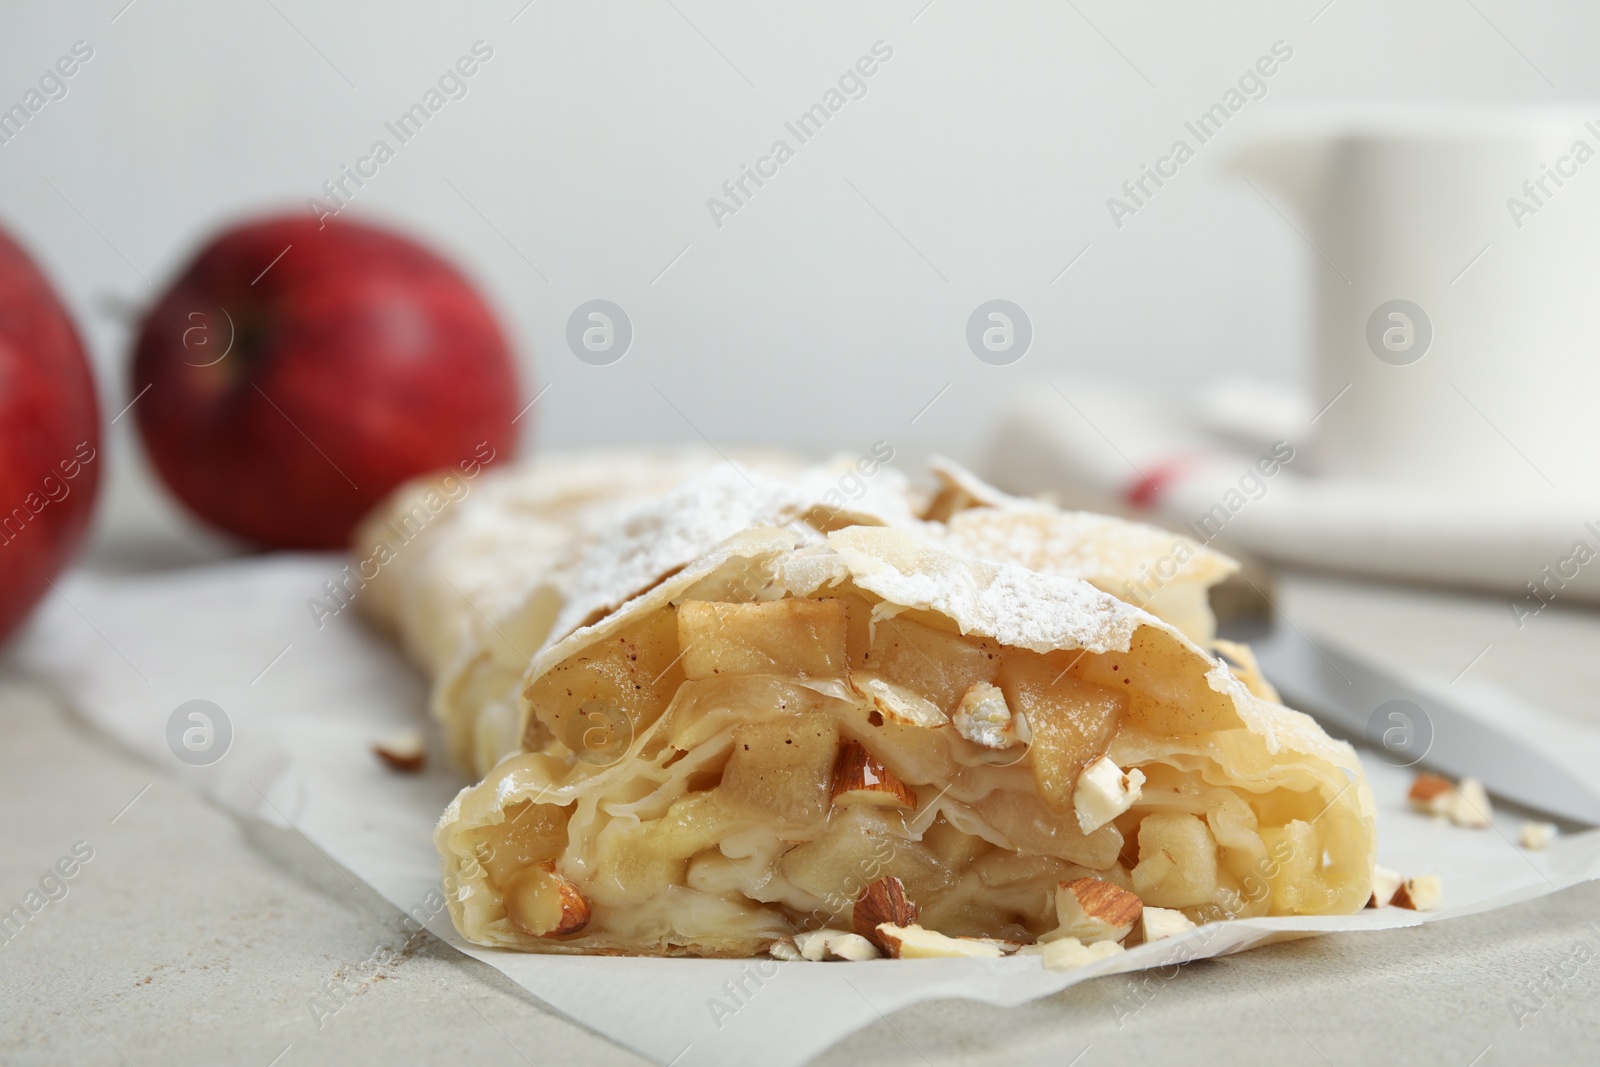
[131,215,520,549]
[0,225,101,645]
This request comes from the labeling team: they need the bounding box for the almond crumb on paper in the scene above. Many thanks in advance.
[1391,875,1442,912]
[373,728,425,773]
[1366,864,1402,909]
[1407,772,1455,815]
[1449,777,1493,828]
[1520,822,1557,850]
[1407,771,1492,828]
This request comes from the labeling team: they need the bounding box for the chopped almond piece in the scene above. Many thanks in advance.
[1052,877,1142,944]
[854,876,918,954]
[1521,822,1557,850]
[1073,756,1144,835]
[794,929,879,961]
[876,923,1003,959]
[951,682,1026,749]
[1407,773,1456,815]
[1449,777,1492,829]
[504,861,590,937]
[1391,875,1442,912]
[849,674,948,728]
[1367,864,1402,908]
[831,740,916,811]
[1138,906,1195,942]
[824,932,881,961]
[794,929,838,961]
[373,728,426,773]
[1408,772,1493,828]
[768,937,803,961]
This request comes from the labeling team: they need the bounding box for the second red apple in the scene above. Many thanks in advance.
[132,215,521,549]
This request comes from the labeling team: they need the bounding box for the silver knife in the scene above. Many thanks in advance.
[1222,615,1600,826]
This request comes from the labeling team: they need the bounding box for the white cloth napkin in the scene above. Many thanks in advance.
[12,556,1600,1066]
[987,381,1600,608]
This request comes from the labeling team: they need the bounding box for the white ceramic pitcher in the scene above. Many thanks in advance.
[1231,107,1600,497]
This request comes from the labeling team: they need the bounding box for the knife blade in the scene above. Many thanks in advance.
[1224,616,1600,826]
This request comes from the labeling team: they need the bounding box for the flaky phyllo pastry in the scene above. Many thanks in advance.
[361,453,1376,958]
[355,447,807,774]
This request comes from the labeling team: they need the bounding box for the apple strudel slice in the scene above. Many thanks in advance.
[432,495,1376,957]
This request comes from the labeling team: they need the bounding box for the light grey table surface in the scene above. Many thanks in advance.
[4,529,1600,1066]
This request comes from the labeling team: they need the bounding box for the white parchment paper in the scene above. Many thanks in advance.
[14,555,1600,1067]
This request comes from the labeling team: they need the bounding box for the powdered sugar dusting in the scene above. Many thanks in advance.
[543,460,916,654]
[827,525,1143,654]
[360,446,778,674]
[939,503,1236,591]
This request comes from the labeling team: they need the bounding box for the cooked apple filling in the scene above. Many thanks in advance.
[436,526,1374,957]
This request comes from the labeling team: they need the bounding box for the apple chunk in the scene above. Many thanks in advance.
[719,716,839,825]
[779,807,951,918]
[1134,812,1219,909]
[999,653,1124,811]
[865,617,999,713]
[587,793,727,909]
[525,607,684,757]
[678,598,848,680]
[466,800,573,889]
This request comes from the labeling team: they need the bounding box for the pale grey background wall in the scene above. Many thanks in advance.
[0,0,1592,548]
